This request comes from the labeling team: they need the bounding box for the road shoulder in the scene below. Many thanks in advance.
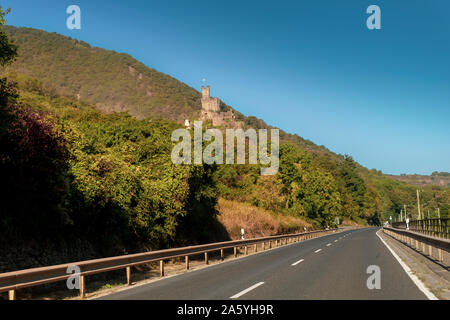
[377,229,450,300]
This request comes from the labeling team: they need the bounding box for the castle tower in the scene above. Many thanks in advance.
[201,85,210,99]
[201,85,220,112]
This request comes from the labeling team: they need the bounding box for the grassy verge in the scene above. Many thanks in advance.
[216,198,312,239]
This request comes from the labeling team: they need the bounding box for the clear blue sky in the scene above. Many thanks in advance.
[2,0,449,175]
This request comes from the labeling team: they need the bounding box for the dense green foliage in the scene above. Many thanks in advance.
[1,18,227,271]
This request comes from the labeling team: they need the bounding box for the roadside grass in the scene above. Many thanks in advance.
[216,198,312,239]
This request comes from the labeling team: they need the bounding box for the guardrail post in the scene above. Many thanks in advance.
[185,256,189,270]
[415,239,419,250]
[438,248,443,263]
[8,289,15,300]
[254,244,257,252]
[160,260,164,277]
[270,241,272,248]
[421,242,425,253]
[205,252,209,264]
[234,247,237,257]
[80,275,85,298]
[126,266,131,286]
[428,245,432,257]
[245,246,248,255]
[220,249,224,260]
[263,242,266,250]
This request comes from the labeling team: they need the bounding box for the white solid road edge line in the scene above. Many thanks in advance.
[230,282,265,299]
[375,230,438,300]
[291,258,304,266]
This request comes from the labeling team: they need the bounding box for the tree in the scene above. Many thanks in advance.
[337,155,366,218]
[0,7,17,66]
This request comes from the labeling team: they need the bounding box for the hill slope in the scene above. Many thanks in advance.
[386,172,450,187]
[3,26,202,121]
[2,25,449,225]
[2,25,339,160]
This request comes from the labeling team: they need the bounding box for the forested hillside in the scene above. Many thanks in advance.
[386,172,450,188]
[0,20,448,273]
[1,25,340,160]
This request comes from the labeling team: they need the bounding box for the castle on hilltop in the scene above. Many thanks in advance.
[200,85,243,128]
[201,86,220,112]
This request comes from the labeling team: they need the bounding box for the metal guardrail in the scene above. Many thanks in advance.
[0,228,338,300]
[392,218,449,239]
[383,226,449,267]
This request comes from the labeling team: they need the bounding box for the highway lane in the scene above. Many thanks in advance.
[97,228,428,300]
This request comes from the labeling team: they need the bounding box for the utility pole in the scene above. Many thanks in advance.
[416,189,421,220]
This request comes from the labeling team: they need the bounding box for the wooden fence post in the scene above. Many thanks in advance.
[80,275,85,298]
[160,260,164,277]
[126,266,131,286]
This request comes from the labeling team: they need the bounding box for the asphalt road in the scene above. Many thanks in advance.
[97,228,428,300]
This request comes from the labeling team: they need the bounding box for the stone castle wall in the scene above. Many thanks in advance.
[200,85,243,128]
[201,85,220,112]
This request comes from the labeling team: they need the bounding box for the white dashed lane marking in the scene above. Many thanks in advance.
[230,282,265,299]
[291,259,304,266]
